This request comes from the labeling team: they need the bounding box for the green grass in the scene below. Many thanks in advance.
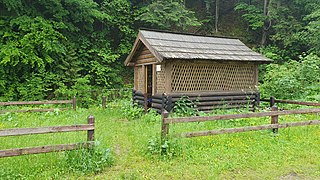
[1,101,320,179]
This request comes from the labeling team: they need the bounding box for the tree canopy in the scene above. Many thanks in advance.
[0,0,319,102]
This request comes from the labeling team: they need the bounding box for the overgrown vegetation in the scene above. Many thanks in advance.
[1,101,320,179]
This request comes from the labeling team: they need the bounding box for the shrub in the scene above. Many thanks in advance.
[173,96,198,116]
[120,101,144,121]
[260,53,320,100]
[146,136,181,159]
[65,142,113,174]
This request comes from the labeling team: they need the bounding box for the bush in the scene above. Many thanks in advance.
[173,96,198,117]
[120,101,144,121]
[260,54,320,100]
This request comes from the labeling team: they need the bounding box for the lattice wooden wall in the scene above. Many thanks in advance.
[171,62,257,92]
[135,66,144,92]
[156,65,165,94]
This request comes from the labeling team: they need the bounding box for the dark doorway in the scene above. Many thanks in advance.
[146,65,153,98]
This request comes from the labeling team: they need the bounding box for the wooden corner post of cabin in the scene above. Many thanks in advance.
[271,106,279,133]
[143,93,148,113]
[87,115,95,141]
[161,110,169,142]
[73,96,76,111]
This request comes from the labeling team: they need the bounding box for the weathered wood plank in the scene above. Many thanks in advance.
[0,108,68,114]
[137,53,154,61]
[196,100,254,106]
[260,98,320,106]
[0,142,94,158]
[151,103,162,109]
[164,108,320,124]
[135,57,157,64]
[0,124,94,137]
[183,120,320,138]
[0,100,72,106]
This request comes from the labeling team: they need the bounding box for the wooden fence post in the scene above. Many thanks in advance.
[102,96,106,108]
[73,96,76,111]
[271,106,278,133]
[161,110,169,141]
[270,96,275,107]
[87,115,95,141]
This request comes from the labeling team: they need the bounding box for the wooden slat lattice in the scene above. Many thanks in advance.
[156,64,165,94]
[171,62,256,92]
[136,66,144,92]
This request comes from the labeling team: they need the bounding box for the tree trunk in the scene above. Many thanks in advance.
[215,0,220,33]
[261,0,270,46]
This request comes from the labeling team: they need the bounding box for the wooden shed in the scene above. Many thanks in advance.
[125,29,272,113]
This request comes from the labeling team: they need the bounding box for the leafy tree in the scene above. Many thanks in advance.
[136,0,201,31]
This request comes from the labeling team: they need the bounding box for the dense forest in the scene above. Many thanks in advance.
[0,0,319,102]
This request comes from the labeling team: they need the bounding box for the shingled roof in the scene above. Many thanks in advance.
[124,30,272,65]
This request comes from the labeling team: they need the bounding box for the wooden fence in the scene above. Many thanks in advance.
[0,97,76,114]
[0,115,94,158]
[261,96,320,107]
[161,107,320,139]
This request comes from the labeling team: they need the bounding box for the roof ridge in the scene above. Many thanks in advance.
[139,28,240,40]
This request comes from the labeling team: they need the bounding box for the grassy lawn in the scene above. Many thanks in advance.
[1,101,320,179]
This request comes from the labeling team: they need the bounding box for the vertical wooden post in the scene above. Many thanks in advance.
[143,93,148,113]
[167,96,173,112]
[132,89,136,105]
[161,110,169,141]
[161,93,166,111]
[87,115,95,141]
[270,96,275,107]
[73,96,76,111]
[102,96,106,108]
[271,106,278,133]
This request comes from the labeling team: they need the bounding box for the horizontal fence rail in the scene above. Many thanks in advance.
[184,120,320,138]
[0,100,72,106]
[161,107,320,140]
[0,124,94,137]
[0,97,76,114]
[0,115,95,158]
[163,108,320,124]
[261,97,320,107]
[0,142,94,158]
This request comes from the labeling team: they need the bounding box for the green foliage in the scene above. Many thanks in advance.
[260,54,320,99]
[120,101,144,121]
[147,136,181,159]
[136,0,201,30]
[235,3,265,30]
[173,96,198,117]
[304,8,320,54]
[65,143,113,174]
[54,76,94,107]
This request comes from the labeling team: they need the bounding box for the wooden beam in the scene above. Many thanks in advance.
[164,108,320,124]
[0,108,68,114]
[183,120,320,138]
[260,98,320,106]
[0,124,94,137]
[0,142,94,158]
[0,100,72,106]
